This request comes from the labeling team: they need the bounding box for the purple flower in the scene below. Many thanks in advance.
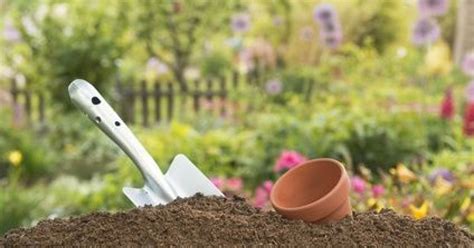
[231,13,251,33]
[418,0,449,17]
[462,52,474,77]
[428,168,454,184]
[3,19,21,43]
[265,79,283,95]
[320,21,341,34]
[351,176,366,194]
[372,184,385,198]
[300,26,314,41]
[411,18,440,46]
[466,80,474,103]
[274,150,307,172]
[320,31,343,49]
[313,3,337,23]
[313,3,343,49]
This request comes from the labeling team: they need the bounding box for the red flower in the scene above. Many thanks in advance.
[463,102,474,136]
[440,87,454,120]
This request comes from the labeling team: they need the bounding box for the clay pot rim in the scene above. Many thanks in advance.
[270,158,347,212]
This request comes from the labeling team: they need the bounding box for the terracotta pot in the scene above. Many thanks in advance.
[270,158,351,223]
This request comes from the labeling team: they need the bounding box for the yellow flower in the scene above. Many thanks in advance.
[170,122,194,138]
[367,197,384,212]
[434,177,453,196]
[390,164,416,184]
[7,150,22,167]
[423,41,452,76]
[409,201,429,220]
[467,212,474,223]
[460,197,471,212]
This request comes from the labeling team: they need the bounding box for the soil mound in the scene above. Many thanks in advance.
[1,194,473,247]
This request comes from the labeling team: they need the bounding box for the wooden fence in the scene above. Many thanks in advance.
[6,70,261,127]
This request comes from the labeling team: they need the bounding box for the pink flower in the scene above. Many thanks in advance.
[440,87,454,120]
[210,177,224,189]
[351,176,366,194]
[372,184,385,198]
[466,81,474,103]
[462,52,474,77]
[274,150,307,172]
[253,180,273,208]
[226,177,243,192]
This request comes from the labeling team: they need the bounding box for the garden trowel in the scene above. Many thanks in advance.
[68,79,223,207]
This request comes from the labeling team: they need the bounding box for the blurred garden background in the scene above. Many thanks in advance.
[1,0,474,234]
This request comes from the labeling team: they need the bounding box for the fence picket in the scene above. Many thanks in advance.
[8,70,264,127]
[167,83,174,121]
[127,86,136,124]
[193,80,201,112]
[219,77,227,115]
[38,94,45,123]
[154,82,162,123]
[141,81,149,127]
[24,90,32,123]
[232,70,239,88]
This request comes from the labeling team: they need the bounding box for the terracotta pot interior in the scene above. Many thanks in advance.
[273,160,342,209]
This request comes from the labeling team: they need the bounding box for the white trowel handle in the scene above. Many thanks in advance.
[68,79,174,198]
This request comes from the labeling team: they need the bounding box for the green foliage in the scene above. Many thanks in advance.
[345,0,409,52]
[0,125,55,182]
[0,180,46,234]
[344,114,425,173]
[44,114,120,178]
[4,0,129,108]
[201,52,231,78]
[133,0,240,89]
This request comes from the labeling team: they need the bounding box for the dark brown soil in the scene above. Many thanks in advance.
[1,194,473,247]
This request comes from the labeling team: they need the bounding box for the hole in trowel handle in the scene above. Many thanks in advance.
[91,96,101,105]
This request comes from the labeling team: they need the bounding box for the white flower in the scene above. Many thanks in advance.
[396,47,407,58]
[0,65,15,78]
[35,4,49,21]
[184,67,200,80]
[22,16,40,37]
[146,57,169,76]
[15,74,26,89]
[52,4,68,19]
